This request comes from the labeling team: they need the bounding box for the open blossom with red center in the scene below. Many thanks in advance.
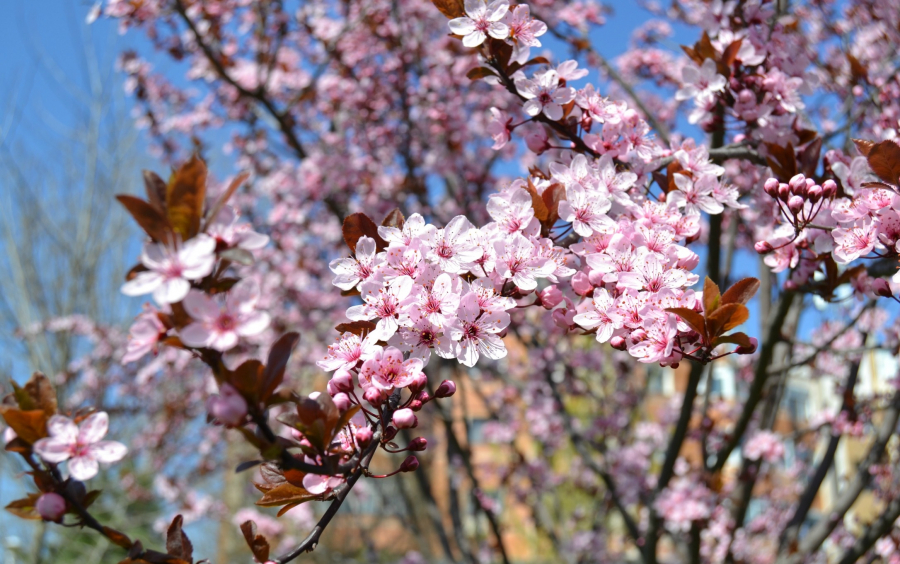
[347,276,414,341]
[33,413,127,482]
[120,235,216,305]
[358,347,424,392]
[447,292,511,367]
[516,69,576,121]
[318,332,383,373]
[179,279,270,351]
[448,0,510,48]
[329,235,383,291]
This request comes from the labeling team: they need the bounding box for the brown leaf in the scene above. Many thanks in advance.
[466,67,497,81]
[229,360,264,407]
[853,138,875,157]
[847,53,868,83]
[335,320,377,337]
[116,195,173,242]
[277,502,303,517]
[22,372,57,417]
[240,521,270,563]
[541,183,566,226]
[104,526,135,549]
[707,304,749,337]
[720,278,760,306]
[798,137,823,178]
[721,39,743,68]
[255,482,317,507]
[166,155,207,240]
[490,38,514,69]
[342,213,386,254]
[525,179,550,222]
[665,308,706,338]
[866,140,900,186]
[5,494,41,520]
[261,332,300,404]
[381,208,405,230]
[166,515,193,562]
[430,0,465,19]
[715,332,752,348]
[0,408,48,444]
[202,171,249,232]
[765,143,797,181]
[143,170,167,211]
[702,276,721,316]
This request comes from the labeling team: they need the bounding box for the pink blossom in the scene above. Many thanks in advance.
[121,306,167,364]
[617,253,686,294]
[447,292,510,367]
[516,70,576,121]
[493,233,555,291]
[503,5,546,64]
[573,289,623,343]
[347,276,414,340]
[392,408,418,429]
[121,235,216,305]
[743,431,785,463]
[407,273,460,327]
[487,107,513,150]
[358,347,425,392]
[33,413,127,481]
[317,332,382,372]
[676,58,726,102]
[558,183,615,237]
[206,205,269,251]
[329,236,383,291]
[378,213,436,248]
[180,279,270,351]
[424,216,482,274]
[448,0,510,48]
[207,384,249,426]
[832,217,879,263]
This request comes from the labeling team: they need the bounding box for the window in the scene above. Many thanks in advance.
[784,388,809,422]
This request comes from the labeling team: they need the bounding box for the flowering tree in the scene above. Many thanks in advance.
[5,0,900,563]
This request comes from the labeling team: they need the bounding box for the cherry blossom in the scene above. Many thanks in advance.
[329,236,383,291]
[516,69,576,121]
[358,347,424,392]
[447,292,511,367]
[448,0,510,48]
[120,235,216,304]
[347,277,415,341]
[33,413,127,481]
[180,279,270,351]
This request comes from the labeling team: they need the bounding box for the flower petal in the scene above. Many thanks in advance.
[88,441,128,464]
[78,412,109,444]
[68,455,99,481]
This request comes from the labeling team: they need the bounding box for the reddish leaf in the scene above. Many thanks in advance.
[866,140,900,185]
[381,208,405,229]
[166,515,193,562]
[116,195,173,242]
[798,137,823,178]
[335,320,377,337]
[261,332,300,404]
[255,482,317,507]
[702,276,721,316]
[240,521,270,563]
[5,494,41,520]
[166,155,207,240]
[707,304,749,337]
[847,53,868,83]
[430,0,465,19]
[721,39,743,68]
[525,179,550,222]
[720,278,760,306]
[22,372,57,416]
[853,138,875,157]
[142,170,167,211]
[665,307,706,338]
[104,527,135,549]
[0,408,48,444]
[715,332,752,348]
[277,502,303,517]
[466,67,497,81]
[229,360,264,406]
[541,183,566,226]
[342,213,386,254]
[490,38,514,70]
[765,143,797,181]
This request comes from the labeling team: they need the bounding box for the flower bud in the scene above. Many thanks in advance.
[763,178,779,197]
[435,380,457,398]
[355,427,374,449]
[207,384,248,427]
[807,185,822,203]
[789,174,806,193]
[735,337,759,355]
[822,179,837,198]
[754,240,773,254]
[609,336,627,350]
[539,285,563,309]
[363,387,386,407]
[788,195,804,214]
[36,493,66,522]
[400,455,419,473]
[330,369,354,394]
[777,182,790,201]
[738,89,755,104]
[393,408,418,429]
[552,308,571,329]
[408,437,428,451]
[571,271,593,296]
[414,390,432,404]
[332,392,352,412]
[872,278,893,298]
[408,399,424,412]
[408,372,428,393]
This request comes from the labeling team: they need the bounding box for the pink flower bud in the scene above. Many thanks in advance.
[788,195,804,214]
[552,308,571,329]
[789,174,806,193]
[738,89,755,104]
[400,455,419,473]
[754,240,773,254]
[408,372,428,393]
[539,285,563,309]
[408,399,424,412]
[677,251,701,270]
[571,271,593,296]
[355,427,374,448]
[872,278,893,298]
[207,384,248,427]
[609,336,627,350]
[414,390,432,404]
[333,392,352,412]
[735,337,759,355]
[807,185,823,203]
[330,369,354,393]
[763,178,779,197]
[435,380,456,398]
[525,129,550,155]
[36,492,66,522]
[363,387,386,407]
[777,182,790,201]
[326,379,339,396]
[822,179,837,198]
[393,408,418,429]
[408,437,428,451]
